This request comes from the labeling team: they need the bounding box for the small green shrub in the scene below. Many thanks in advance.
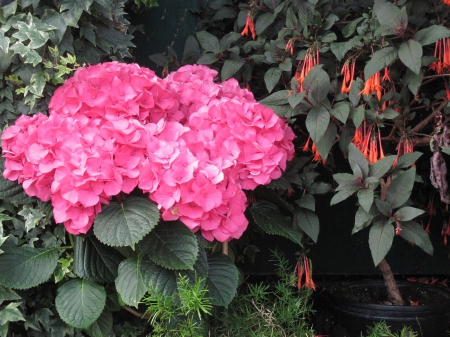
[364,320,418,337]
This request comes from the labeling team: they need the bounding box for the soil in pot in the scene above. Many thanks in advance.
[327,280,450,337]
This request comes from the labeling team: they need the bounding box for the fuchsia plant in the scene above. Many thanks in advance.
[2,62,295,242]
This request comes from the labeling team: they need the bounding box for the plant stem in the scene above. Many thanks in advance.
[378,177,404,305]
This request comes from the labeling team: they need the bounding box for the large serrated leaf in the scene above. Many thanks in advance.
[177,247,208,288]
[115,255,149,307]
[94,197,159,248]
[399,221,433,256]
[73,236,124,283]
[294,209,319,243]
[250,201,303,246]
[139,221,198,271]
[142,259,177,297]
[386,167,415,209]
[0,246,57,289]
[55,279,106,329]
[398,40,422,75]
[206,254,238,307]
[369,220,394,266]
[85,308,113,337]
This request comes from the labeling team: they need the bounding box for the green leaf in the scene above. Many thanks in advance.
[295,194,315,212]
[394,207,425,222]
[197,53,218,65]
[279,57,292,72]
[342,17,364,38]
[206,254,239,307]
[28,71,49,96]
[288,91,305,108]
[386,167,416,209]
[302,65,330,105]
[442,147,450,156]
[115,255,149,307]
[255,12,275,34]
[0,287,20,306]
[357,189,374,213]
[0,33,10,53]
[349,78,364,107]
[369,220,394,266]
[399,221,433,256]
[364,47,398,80]
[306,106,330,144]
[142,259,177,297]
[308,181,332,195]
[330,101,350,124]
[59,0,94,27]
[353,206,374,234]
[221,58,244,81]
[348,143,369,178]
[350,105,365,128]
[404,69,423,95]
[374,1,407,35]
[250,201,303,246]
[55,279,106,329]
[85,309,113,337]
[0,246,57,289]
[196,31,220,54]
[294,209,319,243]
[0,322,6,337]
[41,9,67,45]
[414,25,450,46]
[0,302,24,325]
[315,120,337,160]
[395,152,422,169]
[375,199,392,217]
[398,40,422,75]
[73,236,124,283]
[330,189,356,206]
[94,196,160,248]
[177,247,208,287]
[264,67,282,93]
[259,90,289,105]
[369,155,395,179]
[139,221,198,270]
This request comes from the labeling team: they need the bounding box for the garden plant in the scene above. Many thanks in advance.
[1,0,450,336]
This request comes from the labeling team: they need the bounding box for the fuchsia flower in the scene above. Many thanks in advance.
[2,62,295,241]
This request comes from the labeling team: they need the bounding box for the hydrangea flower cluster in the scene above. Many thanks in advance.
[2,62,295,241]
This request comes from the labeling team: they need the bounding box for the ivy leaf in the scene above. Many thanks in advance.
[55,279,106,329]
[206,254,239,307]
[0,246,58,289]
[139,221,198,271]
[94,196,160,248]
[196,31,220,54]
[394,207,425,222]
[28,71,49,96]
[0,287,20,306]
[41,9,67,45]
[293,209,319,243]
[414,25,450,46]
[364,47,398,80]
[221,58,244,81]
[386,167,416,209]
[59,0,94,27]
[0,32,10,53]
[369,220,394,266]
[73,236,125,283]
[306,106,330,144]
[368,155,396,179]
[264,67,282,93]
[399,221,433,256]
[398,40,422,75]
[115,255,150,307]
[85,309,113,337]
[0,302,25,325]
[250,201,303,246]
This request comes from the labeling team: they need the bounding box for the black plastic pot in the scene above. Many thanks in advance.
[328,280,450,337]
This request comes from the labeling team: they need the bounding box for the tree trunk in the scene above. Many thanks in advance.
[378,177,404,305]
[378,258,404,305]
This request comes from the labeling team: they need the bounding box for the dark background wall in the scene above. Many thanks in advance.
[128,1,450,277]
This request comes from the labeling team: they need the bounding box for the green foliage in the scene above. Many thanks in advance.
[210,250,315,337]
[363,320,417,337]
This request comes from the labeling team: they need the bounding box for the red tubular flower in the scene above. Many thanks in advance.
[361,71,382,100]
[341,60,356,94]
[430,38,450,74]
[295,47,319,91]
[241,11,256,40]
